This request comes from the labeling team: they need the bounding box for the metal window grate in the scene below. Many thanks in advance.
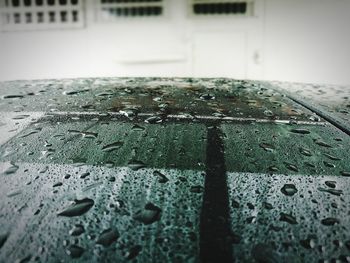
[98,0,164,21]
[0,0,85,31]
[191,0,254,16]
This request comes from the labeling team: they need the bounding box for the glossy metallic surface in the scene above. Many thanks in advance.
[0,78,349,262]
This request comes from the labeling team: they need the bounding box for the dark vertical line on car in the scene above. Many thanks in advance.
[200,125,233,263]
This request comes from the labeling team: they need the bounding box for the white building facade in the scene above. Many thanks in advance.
[0,0,349,85]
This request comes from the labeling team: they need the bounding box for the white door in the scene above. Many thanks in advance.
[193,31,247,78]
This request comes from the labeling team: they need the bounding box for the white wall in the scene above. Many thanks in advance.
[0,0,349,85]
[264,0,350,85]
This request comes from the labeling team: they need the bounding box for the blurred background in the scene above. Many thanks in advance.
[0,0,349,85]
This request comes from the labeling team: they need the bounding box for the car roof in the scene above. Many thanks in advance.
[0,77,349,262]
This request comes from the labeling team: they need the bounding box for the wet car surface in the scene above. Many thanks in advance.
[269,81,350,136]
[0,78,349,262]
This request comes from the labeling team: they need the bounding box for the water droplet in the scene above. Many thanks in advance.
[309,115,321,122]
[325,181,336,188]
[280,212,298,224]
[324,153,341,161]
[158,103,169,111]
[321,218,339,226]
[153,171,168,183]
[281,184,298,196]
[2,148,14,158]
[0,233,8,249]
[246,99,257,105]
[105,161,114,168]
[63,89,89,96]
[69,225,85,236]
[304,162,316,168]
[101,141,124,152]
[2,94,24,99]
[314,139,332,148]
[127,160,146,171]
[131,124,145,131]
[81,131,98,139]
[80,172,90,179]
[259,143,275,152]
[12,115,30,120]
[66,245,84,258]
[263,110,274,117]
[81,104,95,111]
[44,141,52,147]
[19,128,41,138]
[7,190,22,197]
[345,240,350,250]
[190,185,204,193]
[153,97,162,102]
[300,236,316,249]
[340,171,350,177]
[323,161,336,168]
[247,203,255,210]
[82,182,103,192]
[299,147,312,156]
[58,198,94,217]
[232,200,240,208]
[96,91,113,97]
[145,116,162,124]
[133,203,161,225]
[318,187,343,196]
[68,129,80,135]
[283,162,298,172]
[268,165,279,172]
[96,229,119,247]
[119,108,138,119]
[108,177,115,182]
[2,162,19,175]
[200,94,215,100]
[262,202,273,209]
[40,148,55,158]
[333,240,341,248]
[290,128,310,134]
[270,225,282,232]
[125,245,142,260]
[39,166,49,173]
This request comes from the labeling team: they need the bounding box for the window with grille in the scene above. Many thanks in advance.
[98,0,164,21]
[0,0,85,31]
[190,0,254,16]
